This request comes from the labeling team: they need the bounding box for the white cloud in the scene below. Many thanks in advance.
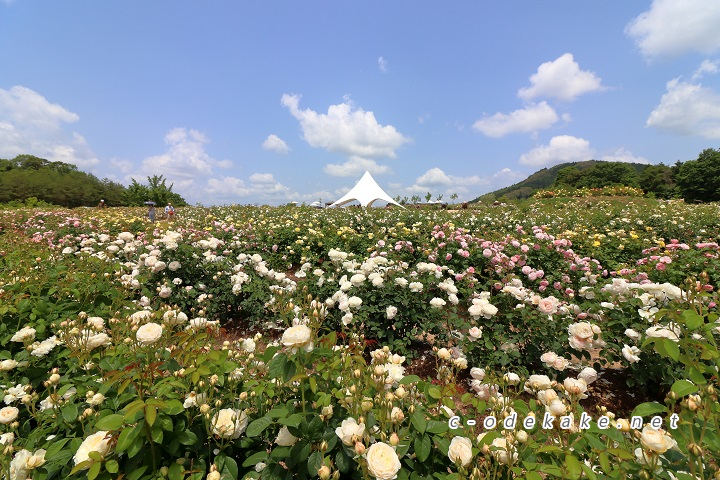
[693,59,720,81]
[262,134,290,154]
[281,93,410,170]
[110,158,134,174]
[205,174,292,203]
[600,148,650,165]
[518,53,605,102]
[249,172,276,184]
[0,85,99,168]
[140,128,216,179]
[472,101,559,137]
[378,56,388,73]
[404,167,525,201]
[647,78,720,138]
[520,135,594,167]
[626,0,720,58]
[323,156,391,177]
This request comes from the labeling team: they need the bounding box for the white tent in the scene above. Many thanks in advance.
[330,171,404,208]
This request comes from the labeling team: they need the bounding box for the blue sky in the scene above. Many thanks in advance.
[1,1,720,205]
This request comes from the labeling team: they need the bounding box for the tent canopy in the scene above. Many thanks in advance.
[330,171,403,208]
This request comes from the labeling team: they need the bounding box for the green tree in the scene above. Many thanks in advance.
[554,166,582,187]
[576,162,639,189]
[639,164,677,199]
[675,148,720,202]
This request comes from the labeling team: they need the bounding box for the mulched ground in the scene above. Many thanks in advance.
[220,320,662,419]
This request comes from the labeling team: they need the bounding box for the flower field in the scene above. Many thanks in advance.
[0,197,719,479]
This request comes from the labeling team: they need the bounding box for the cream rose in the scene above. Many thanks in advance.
[136,322,163,345]
[448,436,473,467]
[73,431,113,468]
[490,437,517,465]
[211,409,248,439]
[524,375,552,392]
[281,325,313,353]
[0,406,19,424]
[274,426,299,446]
[0,359,18,371]
[365,442,401,480]
[640,426,677,454]
[335,417,365,446]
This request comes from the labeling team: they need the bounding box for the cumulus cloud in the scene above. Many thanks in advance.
[205,173,292,202]
[519,135,594,167]
[323,157,391,177]
[600,148,650,165]
[262,134,290,154]
[378,56,388,73]
[403,167,525,201]
[472,101,560,137]
[518,53,605,102]
[693,59,720,81]
[647,78,720,139]
[281,93,410,175]
[140,128,217,179]
[0,85,99,168]
[626,0,720,58]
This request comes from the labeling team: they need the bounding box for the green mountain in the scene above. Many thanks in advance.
[472,160,651,202]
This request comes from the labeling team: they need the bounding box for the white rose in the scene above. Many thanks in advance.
[84,332,111,351]
[504,372,521,385]
[0,359,18,371]
[274,426,299,446]
[386,306,398,320]
[468,327,482,341]
[0,406,19,424]
[524,375,552,392]
[578,367,598,385]
[429,297,446,308]
[640,426,677,454]
[395,278,408,287]
[448,436,473,467]
[211,409,248,439]
[281,325,313,353]
[73,431,113,468]
[470,367,486,381]
[136,323,163,345]
[335,417,365,446]
[365,442,401,480]
[10,327,36,343]
[409,282,423,293]
[563,378,588,397]
[491,437,517,465]
[622,344,641,363]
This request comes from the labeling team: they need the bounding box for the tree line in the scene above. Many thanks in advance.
[552,148,720,202]
[0,155,186,207]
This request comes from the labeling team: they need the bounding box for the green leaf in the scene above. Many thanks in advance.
[177,429,198,446]
[168,463,185,480]
[410,410,426,434]
[565,455,582,480]
[105,459,119,474]
[218,455,238,480]
[428,387,441,399]
[399,375,421,385]
[268,353,288,380]
[631,402,666,417]
[61,403,79,424]
[425,420,448,434]
[126,465,148,480]
[414,435,432,462]
[525,472,543,480]
[145,405,157,427]
[307,451,323,477]
[242,451,269,468]
[95,413,124,430]
[681,310,704,330]
[671,379,699,397]
[162,399,184,415]
[87,461,101,480]
[278,413,304,428]
[246,416,273,437]
[654,338,680,361]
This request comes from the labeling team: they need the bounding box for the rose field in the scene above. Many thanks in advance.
[0,197,719,480]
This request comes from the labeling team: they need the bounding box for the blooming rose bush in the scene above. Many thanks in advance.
[0,200,718,479]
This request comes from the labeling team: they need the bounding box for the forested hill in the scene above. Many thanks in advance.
[473,159,679,202]
[0,154,187,207]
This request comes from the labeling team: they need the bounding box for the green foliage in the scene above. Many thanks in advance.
[675,148,720,202]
